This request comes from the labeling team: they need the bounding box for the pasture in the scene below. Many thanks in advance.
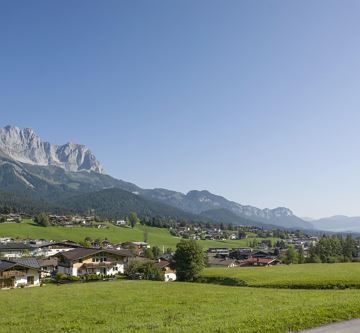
[201,263,360,289]
[0,219,278,250]
[1,280,360,332]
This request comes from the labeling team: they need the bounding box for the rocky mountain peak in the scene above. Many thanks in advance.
[0,126,104,174]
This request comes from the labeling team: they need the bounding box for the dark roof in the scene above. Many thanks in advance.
[58,248,134,261]
[58,248,99,260]
[38,258,58,267]
[11,258,40,269]
[0,260,16,272]
[35,241,82,249]
[0,243,34,251]
[0,259,41,272]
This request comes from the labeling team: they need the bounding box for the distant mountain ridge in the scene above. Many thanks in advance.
[0,126,313,229]
[0,126,103,173]
[312,215,360,233]
[141,189,312,229]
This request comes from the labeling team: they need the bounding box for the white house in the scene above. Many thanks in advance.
[0,242,35,259]
[155,260,177,282]
[32,241,83,257]
[56,248,133,277]
[0,259,41,289]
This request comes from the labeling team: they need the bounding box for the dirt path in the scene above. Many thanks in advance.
[299,319,360,332]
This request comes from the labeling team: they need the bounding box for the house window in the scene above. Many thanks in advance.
[92,254,108,262]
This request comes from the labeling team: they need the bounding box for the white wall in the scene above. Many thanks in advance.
[164,272,177,282]
[14,269,40,287]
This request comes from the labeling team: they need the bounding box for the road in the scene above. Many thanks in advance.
[299,319,360,332]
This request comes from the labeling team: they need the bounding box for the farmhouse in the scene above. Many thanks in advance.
[0,240,82,259]
[208,248,230,256]
[154,260,177,282]
[56,248,133,277]
[0,258,41,289]
[32,241,83,257]
[38,258,58,278]
[0,242,35,258]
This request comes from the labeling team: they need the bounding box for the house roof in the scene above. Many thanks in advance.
[245,257,278,264]
[0,260,16,272]
[0,259,41,272]
[208,257,237,267]
[0,243,34,251]
[57,248,134,261]
[35,241,82,249]
[11,258,41,269]
[38,258,58,267]
[154,260,170,269]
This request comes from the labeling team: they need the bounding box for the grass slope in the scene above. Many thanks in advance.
[1,281,360,332]
[201,263,360,288]
[0,220,278,250]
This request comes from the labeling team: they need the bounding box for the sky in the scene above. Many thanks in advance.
[1,1,360,219]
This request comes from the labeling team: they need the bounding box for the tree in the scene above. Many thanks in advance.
[298,247,305,264]
[165,248,173,254]
[128,212,139,228]
[342,234,357,260]
[151,246,161,258]
[125,260,163,281]
[171,240,205,281]
[1,206,11,214]
[34,213,50,227]
[80,237,92,247]
[143,248,154,259]
[143,229,148,243]
[284,247,298,264]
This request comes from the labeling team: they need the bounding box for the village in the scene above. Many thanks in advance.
[0,215,323,290]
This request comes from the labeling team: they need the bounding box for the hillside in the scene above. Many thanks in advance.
[199,208,278,229]
[0,220,275,249]
[60,188,204,221]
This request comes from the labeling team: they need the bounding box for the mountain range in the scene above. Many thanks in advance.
[0,126,314,229]
[311,216,360,233]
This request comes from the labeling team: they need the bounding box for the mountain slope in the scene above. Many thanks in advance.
[60,188,205,220]
[142,189,313,229]
[0,126,103,173]
[199,208,279,229]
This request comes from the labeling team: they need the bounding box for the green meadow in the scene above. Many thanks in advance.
[1,280,360,333]
[201,263,360,289]
[0,220,277,250]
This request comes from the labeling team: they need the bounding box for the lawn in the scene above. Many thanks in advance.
[0,220,277,250]
[1,280,360,332]
[201,263,360,288]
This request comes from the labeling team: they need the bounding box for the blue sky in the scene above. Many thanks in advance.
[1,1,360,218]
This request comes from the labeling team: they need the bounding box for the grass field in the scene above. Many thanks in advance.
[201,263,360,289]
[0,220,278,250]
[1,280,360,332]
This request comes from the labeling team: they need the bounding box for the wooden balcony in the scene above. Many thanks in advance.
[1,270,26,278]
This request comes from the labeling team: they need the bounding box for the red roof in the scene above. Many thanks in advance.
[154,260,170,269]
[245,257,277,264]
